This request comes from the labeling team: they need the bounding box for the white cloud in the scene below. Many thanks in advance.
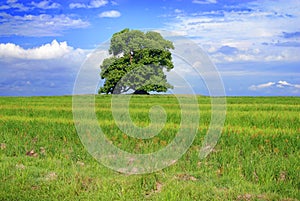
[0,5,10,10]
[0,13,90,37]
[31,0,60,9]
[278,80,291,86]
[174,9,183,13]
[0,40,86,60]
[0,40,93,96]
[69,3,86,9]
[89,0,108,8]
[249,81,300,91]
[277,80,300,89]
[0,0,30,11]
[69,0,108,9]
[99,10,121,18]
[192,0,217,4]
[111,1,118,6]
[249,82,275,90]
[166,0,300,63]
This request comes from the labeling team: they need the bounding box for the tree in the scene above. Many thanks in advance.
[98,28,175,94]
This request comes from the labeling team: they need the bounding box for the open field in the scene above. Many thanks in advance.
[0,95,299,200]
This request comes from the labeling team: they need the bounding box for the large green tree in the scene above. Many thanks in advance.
[99,29,175,94]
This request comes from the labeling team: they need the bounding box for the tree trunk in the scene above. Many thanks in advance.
[133,90,149,95]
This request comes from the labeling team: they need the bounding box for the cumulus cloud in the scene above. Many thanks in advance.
[69,3,86,9]
[89,0,108,8]
[99,10,121,18]
[0,13,90,37]
[0,40,86,60]
[0,41,91,96]
[166,0,300,63]
[249,81,300,91]
[277,80,300,89]
[0,0,30,11]
[31,0,60,9]
[69,0,108,9]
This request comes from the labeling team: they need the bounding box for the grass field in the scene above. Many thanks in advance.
[0,95,299,200]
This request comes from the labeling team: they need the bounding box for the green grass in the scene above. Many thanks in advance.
[0,95,299,200]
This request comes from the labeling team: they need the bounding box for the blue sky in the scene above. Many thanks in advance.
[0,0,299,96]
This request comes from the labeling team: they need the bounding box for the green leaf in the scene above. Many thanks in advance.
[99,29,175,94]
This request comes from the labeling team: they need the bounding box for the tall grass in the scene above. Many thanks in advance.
[0,95,299,200]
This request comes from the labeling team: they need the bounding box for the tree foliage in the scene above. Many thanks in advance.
[99,28,175,94]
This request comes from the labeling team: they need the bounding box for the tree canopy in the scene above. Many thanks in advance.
[99,28,175,94]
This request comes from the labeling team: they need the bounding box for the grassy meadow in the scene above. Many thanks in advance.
[0,95,299,200]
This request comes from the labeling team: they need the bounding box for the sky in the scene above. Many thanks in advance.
[0,0,299,96]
